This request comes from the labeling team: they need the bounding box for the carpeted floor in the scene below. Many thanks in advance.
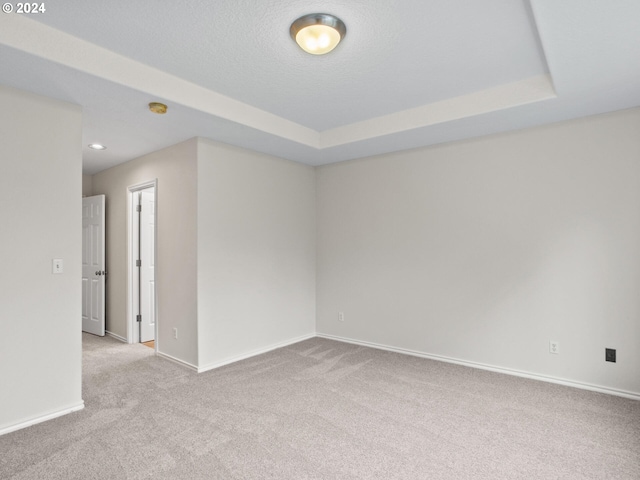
[1,334,639,479]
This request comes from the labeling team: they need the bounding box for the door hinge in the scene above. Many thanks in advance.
[136,259,141,267]
[136,204,142,212]
[136,314,142,323]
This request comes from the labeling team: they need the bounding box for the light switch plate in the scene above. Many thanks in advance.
[52,259,64,274]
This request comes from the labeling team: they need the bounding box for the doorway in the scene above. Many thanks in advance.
[128,181,157,348]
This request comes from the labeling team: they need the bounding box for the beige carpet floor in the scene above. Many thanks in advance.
[1,333,639,479]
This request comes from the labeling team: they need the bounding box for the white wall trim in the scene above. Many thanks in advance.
[316,333,640,401]
[97,330,640,401]
[197,333,315,374]
[0,401,85,437]
[156,351,199,372]
[105,331,127,343]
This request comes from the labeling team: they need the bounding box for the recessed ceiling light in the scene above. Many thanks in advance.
[88,143,107,150]
[290,13,346,55]
[149,102,168,114]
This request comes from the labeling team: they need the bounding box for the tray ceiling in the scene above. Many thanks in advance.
[0,0,639,174]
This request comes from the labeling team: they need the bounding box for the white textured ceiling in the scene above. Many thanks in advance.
[0,0,639,174]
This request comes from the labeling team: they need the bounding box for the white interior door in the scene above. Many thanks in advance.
[82,195,105,336]
[139,189,156,342]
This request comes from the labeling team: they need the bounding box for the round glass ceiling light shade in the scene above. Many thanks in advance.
[290,13,346,55]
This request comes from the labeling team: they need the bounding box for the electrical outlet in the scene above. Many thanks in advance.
[605,348,616,363]
[338,312,344,322]
[549,341,559,354]
[173,328,178,340]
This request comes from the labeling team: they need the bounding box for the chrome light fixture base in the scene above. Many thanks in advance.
[290,13,346,55]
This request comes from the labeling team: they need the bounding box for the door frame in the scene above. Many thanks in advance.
[127,180,158,350]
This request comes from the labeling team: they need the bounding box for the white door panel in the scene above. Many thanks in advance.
[139,189,156,343]
[82,195,105,336]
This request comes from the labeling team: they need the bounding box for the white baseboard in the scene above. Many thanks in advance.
[197,333,316,373]
[105,331,127,343]
[156,351,199,372]
[0,401,85,437]
[317,333,640,401]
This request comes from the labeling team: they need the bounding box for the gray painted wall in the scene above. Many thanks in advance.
[82,174,93,197]
[92,139,198,366]
[317,108,640,396]
[197,139,316,370]
[89,137,316,371]
[0,86,83,432]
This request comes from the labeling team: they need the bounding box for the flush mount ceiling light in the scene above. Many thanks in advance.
[290,13,346,55]
[88,143,107,150]
[148,102,168,114]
